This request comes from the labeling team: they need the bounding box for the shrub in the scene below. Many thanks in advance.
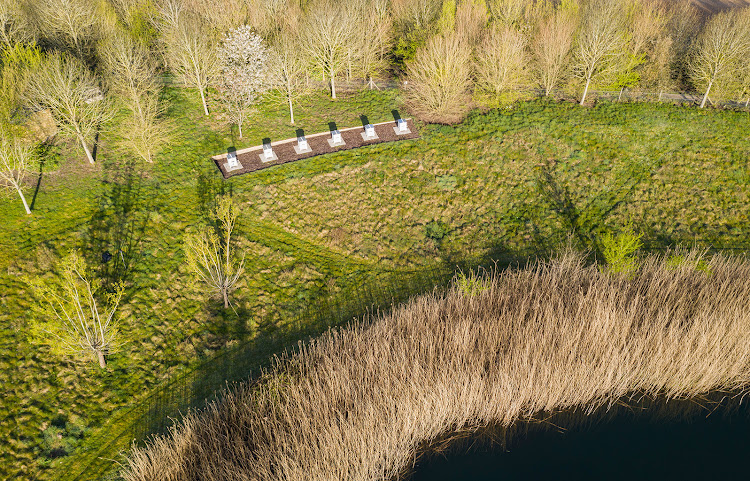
[600,226,643,275]
[454,269,489,296]
[424,219,448,240]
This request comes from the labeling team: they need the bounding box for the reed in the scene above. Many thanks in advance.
[121,249,750,481]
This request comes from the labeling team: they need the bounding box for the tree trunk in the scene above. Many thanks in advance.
[658,90,663,102]
[331,73,337,99]
[580,76,592,106]
[97,350,107,369]
[222,288,229,309]
[15,186,31,214]
[81,137,95,164]
[700,80,712,108]
[200,87,209,115]
[288,96,295,125]
[618,86,625,102]
[238,119,243,139]
[745,97,749,108]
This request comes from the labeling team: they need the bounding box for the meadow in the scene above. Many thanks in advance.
[1,86,749,480]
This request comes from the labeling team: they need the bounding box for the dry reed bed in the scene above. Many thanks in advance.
[122,251,750,481]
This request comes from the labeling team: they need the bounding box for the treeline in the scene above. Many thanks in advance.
[402,0,750,121]
[1,0,750,212]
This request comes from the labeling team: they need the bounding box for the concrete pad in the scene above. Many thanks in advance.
[361,131,379,141]
[294,144,313,155]
[223,160,243,172]
[259,151,279,163]
[327,138,346,148]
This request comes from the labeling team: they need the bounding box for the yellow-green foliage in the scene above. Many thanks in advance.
[122,251,750,481]
[436,0,457,34]
[28,250,123,365]
[600,225,643,275]
[0,42,41,129]
[454,268,490,296]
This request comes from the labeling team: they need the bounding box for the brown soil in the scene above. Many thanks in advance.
[212,119,420,179]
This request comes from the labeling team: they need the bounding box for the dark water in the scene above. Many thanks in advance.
[411,405,750,480]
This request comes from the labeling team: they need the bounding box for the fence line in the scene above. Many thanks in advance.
[156,73,750,109]
[62,264,455,481]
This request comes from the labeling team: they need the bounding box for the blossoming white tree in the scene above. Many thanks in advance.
[217,25,268,139]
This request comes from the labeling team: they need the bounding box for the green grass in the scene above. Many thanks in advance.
[0,87,748,480]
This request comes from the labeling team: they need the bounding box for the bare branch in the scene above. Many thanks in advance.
[25,52,112,164]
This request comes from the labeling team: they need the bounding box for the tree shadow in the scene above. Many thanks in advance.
[29,158,45,212]
[196,166,229,223]
[130,244,536,444]
[83,160,151,290]
[91,131,100,163]
[535,160,645,258]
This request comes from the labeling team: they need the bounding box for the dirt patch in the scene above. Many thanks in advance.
[211,119,420,179]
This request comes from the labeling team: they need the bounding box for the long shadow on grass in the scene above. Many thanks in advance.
[127,246,532,446]
[83,160,152,289]
[535,160,645,257]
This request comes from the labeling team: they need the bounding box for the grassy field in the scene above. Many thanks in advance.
[0,86,749,480]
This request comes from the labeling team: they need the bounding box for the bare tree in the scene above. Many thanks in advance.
[267,31,312,125]
[690,7,750,108]
[475,26,528,101]
[182,0,247,32]
[532,4,578,96]
[642,33,673,100]
[32,0,100,59]
[487,0,527,27]
[118,93,172,162]
[101,32,171,162]
[350,0,392,89]
[184,196,245,309]
[26,52,112,164]
[664,0,701,92]
[300,2,358,99]
[612,0,667,92]
[456,0,489,47]
[217,25,269,139]
[404,32,473,124]
[101,32,159,116]
[29,250,123,369]
[158,6,219,115]
[572,0,628,105]
[0,136,36,215]
[392,0,442,31]
[0,0,32,48]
